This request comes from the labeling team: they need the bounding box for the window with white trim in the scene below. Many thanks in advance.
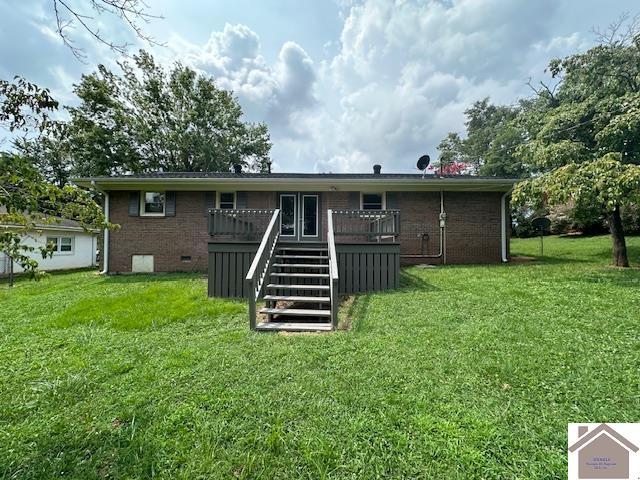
[46,236,74,254]
[361,193,384,210]
[218,192,236,209]
[141,191,165,216]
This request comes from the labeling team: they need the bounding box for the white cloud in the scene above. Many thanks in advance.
[4,0,607,174]
[295,0,588,173]
[169,24,318,138]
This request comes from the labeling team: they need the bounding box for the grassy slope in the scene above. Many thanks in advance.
[0,235,639,479]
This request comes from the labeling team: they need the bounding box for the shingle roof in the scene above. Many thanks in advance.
[0,216,96,232]
[79,171,518,180]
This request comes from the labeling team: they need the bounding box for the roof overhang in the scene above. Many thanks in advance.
[73,176,518,192]
[1,224,98,234]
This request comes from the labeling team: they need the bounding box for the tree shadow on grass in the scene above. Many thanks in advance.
[574,268,640,288]
[399,269,439,292]
[517,255,592,265]
[100,272,206,285]
[518,243,640,266]
[532,235,640,264]
[0,267,98,286]
[2,410,161,479]
[348,294,371,333]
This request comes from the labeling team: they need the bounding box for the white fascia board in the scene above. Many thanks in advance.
[73,176,518,192]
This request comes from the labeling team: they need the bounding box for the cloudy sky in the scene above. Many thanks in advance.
[0,0,636,172]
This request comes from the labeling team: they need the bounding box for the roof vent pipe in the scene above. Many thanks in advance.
[233,163,242,174]
[373,164,381,175]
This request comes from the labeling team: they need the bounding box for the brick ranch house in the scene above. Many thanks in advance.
[74,167,516,331]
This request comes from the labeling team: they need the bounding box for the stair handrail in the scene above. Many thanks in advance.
[246,209,281,330]
[327,209,339,329]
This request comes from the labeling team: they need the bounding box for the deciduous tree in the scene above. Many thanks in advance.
[514,18,640,266]
[1,77,111,278]
[436,98,530,178]
[62,51,271,178]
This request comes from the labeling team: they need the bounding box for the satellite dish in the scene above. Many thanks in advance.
[531,217,551,230]
[417,155,431,171]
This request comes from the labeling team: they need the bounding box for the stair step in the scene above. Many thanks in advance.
[264,295,330,302]
[271,272,329,278]
[259,307,331,317]
[256,322,333,332]
[266,284,330,290]
[277,247,327,252]
[272,263,328,269]
[275,255,329,259]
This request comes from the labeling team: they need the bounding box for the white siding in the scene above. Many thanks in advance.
[0,229,97,273]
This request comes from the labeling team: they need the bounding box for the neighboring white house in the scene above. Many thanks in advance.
[0,220,98,274]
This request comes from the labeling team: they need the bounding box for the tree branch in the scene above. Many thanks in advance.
[51,0,165,61]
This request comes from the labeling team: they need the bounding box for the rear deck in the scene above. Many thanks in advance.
[207,209,400,331]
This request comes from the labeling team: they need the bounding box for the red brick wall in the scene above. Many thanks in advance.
[106,189,506,273]
[440,191,504,264]
[245,191,277,209]
[322,192,350,241]
[108,191,210,273]
[392,191,504,265]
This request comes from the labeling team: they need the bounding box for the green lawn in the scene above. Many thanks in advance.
[1,235,639,479]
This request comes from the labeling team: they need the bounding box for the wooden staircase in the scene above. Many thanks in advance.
[256,245,333,331]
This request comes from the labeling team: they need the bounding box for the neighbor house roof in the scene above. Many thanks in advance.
[73,171,519,192]
[0,211,98,233]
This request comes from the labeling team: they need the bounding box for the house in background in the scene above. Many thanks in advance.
[74,165,516,332]
[0,219,98,275]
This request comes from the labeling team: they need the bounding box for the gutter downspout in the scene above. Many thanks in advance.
[401,190,446,263]
[92,180,110,275]
[101,192,109,274]
[501,188,513,263]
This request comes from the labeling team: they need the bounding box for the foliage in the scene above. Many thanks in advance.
[427,160,472,175]
[513,154,640,216]
[511,206,547,238]
[513,21,640,266]
[0,77,59,136]
[436,98,530,178]
[0,77,111,277]
[621,202,640,234]
[1,236,639,477]
[52,50,271,178]
[432,133,474,174]
[435,132,464,169]
[15,126,71,187]
[546,203,604,235]
[0,154,111,277]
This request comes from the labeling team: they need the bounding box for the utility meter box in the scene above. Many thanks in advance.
[438,212,447,228]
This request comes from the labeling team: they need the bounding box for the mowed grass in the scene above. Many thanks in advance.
[1,235,639,479]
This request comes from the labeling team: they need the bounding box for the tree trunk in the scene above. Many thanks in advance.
[607,205,630,267]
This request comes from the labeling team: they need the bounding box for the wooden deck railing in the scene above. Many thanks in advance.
[209,209,275,241]
[327,210,339,328]
[331,209,400,243]
[245,209,281,330]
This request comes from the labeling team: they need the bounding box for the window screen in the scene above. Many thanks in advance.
[362,193,383,210]
[46,236,73,253]
[60,237,73,252]
[219,192,235,209]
